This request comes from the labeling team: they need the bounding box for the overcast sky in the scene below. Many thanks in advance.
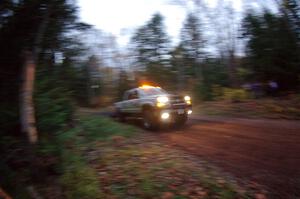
[78,0,245,47]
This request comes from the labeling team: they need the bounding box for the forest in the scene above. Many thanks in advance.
[0,0,299,198]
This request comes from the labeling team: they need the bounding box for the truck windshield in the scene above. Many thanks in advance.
[140,88,167,96]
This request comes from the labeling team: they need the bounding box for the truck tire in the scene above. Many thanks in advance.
[142,109,159,130]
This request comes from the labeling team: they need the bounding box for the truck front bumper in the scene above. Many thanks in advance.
[156,105,192,122]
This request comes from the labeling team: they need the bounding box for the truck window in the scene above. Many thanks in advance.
[128,90,139,100]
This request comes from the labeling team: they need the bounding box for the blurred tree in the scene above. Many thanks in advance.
[170,45,185,91]
[212,1,240,87]
[173,0,240,87]
[180,13,205,82]
[117,70,131,100]
[276,0,300,43]
[86,55,102,106]
[130,13,173,88]
[0,0,89,138]
[131,13,171,68]
[0,1,91,194]
[193,58,229,101]
[242,11,300,90]
[0,0,15,26]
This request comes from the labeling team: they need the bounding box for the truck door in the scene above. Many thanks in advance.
[120,91,130,112]
[127,90,139,113]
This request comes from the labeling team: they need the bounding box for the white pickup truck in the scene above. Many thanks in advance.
[114,85,192,130]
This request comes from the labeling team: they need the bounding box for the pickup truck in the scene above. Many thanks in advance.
[114,85,192,129]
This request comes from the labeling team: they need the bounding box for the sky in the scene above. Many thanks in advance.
[78,0,243,47]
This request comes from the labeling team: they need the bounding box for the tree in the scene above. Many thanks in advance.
[180,13,204,81]
[242,11,300,90]
[275,0,300,43]
[170,45,185,91]
[130,13,173,88]
[131,13,171,68]
[211,1,240,87]
[117,70,132,100]
[85,56,102,106]
[170,0,241,87]
[0,0,89,141]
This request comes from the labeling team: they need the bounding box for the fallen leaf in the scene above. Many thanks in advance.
[162,192,174,199]
[111,136,126,146]
[197,190,207,197]
[255,193,267,199]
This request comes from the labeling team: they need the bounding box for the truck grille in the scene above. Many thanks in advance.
[169,96,186,109]
[171,103,186,109]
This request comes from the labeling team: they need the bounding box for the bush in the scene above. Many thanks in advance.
[194,83,213,101]
[222,88,250,102]
[34,77,74,133]
[79,116,136,141]
[57,116,137,198]
[211,84,224,100]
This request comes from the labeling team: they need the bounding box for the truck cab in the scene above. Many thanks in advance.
[114,85,192,129]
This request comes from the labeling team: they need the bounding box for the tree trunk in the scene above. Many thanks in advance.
[228,50,238,88]
[20,52,38,144]
[19,4,50,144]
[177,59,184,92]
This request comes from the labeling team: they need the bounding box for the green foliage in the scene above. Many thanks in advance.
[61,163,102,199]
[281,0,300,42]
[57,116,137,198]
[222,88,250,102]
[0,0,89,135]
[35,75,74,133]
[0,1,106,198]
[195,85,250,103]
[242,10,300,90]
[193,59,229,101]
[45,116,136,198]
[140,175,156,198]
[211,84,224,100]
[194,83,213,101]
[79,116,137,141]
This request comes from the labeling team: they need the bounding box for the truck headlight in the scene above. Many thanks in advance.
[184,96,191,105]
[161,112,170,120]
[157,96,169,107]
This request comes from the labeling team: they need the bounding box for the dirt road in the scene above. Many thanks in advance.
[157,116,300,199]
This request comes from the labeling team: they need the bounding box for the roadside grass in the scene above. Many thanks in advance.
[36,114,255,199]
[37,115,138,199]
[88,133,254,199]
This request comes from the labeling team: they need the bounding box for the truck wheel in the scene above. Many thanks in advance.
[174,113,187,127]
[142,110,158,130]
